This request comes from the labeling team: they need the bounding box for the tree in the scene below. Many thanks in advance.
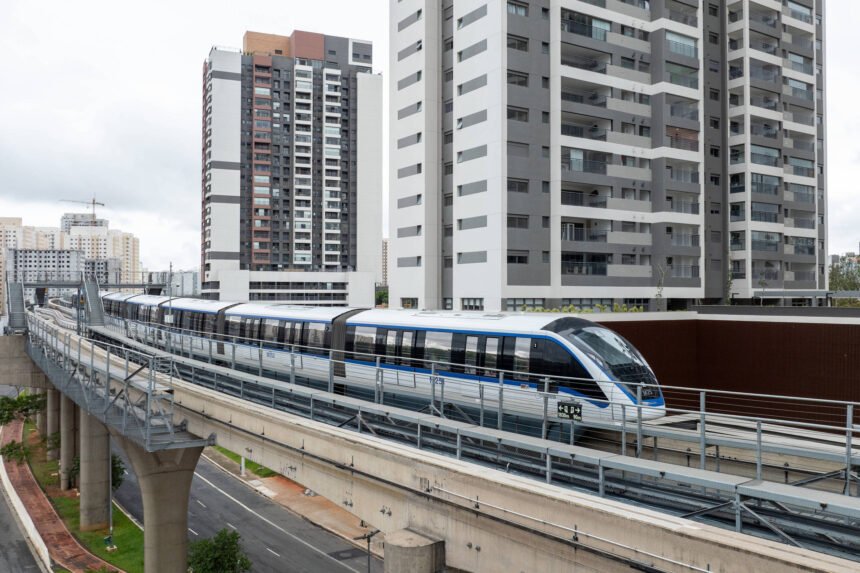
[829,257,860,307]
[0,392,46,426]
[188,528,252,573]
[375,287,389,307]
[111,454,125,491]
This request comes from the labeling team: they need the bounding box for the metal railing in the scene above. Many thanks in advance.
[670,234,699,247]
[666,40,697,58]
[560,91,607,107]
[671,200,699,214]
[561,261,607,275]
[669,264,699,279]
[561,124,607,140]
[561,228,607,242]
[751,239,780,251]
[667,136,699,151]
[561,158,607,174]
[666,72,698,89]
[561,20,608,41]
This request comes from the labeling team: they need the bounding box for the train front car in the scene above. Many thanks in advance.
[543,317,665,422]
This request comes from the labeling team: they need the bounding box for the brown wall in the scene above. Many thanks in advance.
[608,318,860,426]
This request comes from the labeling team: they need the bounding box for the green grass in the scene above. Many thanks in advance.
[213,446,279,478]
[24,421,144,573]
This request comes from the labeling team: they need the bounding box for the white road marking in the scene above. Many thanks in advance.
[196,499,207,509]
[193,471,361,573]
[227,522,237,530]
[266,547,281,557]
[188,528,198,536]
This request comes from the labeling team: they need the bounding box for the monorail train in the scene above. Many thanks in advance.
[101,293,665,424]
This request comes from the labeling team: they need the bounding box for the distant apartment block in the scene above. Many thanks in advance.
[60,213,108,234]
[5,248,85,303]
[389,0,826,311]
[381,238,389,286]
[201,30,383,305]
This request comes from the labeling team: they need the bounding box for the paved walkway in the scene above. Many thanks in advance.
[203,447,386,557]
[1,419,121,573]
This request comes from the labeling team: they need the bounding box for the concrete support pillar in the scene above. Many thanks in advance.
[384,530,445,573]
[35,389,47,437]
[79,411,110,531]
[115,436,203,573]
[59,395,76,491]
[45,388,59,460]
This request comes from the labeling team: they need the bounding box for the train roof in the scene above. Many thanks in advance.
[347,309,596,334]
[160,298,239,314]
[224,303,361,321]
[102,292,141,302]
[119,294,173,306]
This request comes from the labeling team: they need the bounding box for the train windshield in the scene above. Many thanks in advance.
[545,318,660,399]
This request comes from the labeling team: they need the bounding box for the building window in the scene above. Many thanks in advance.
[507,70,528,86]
[709,146,720,158]
[401,298,418,309]
[507,178,529,193]
[507,1,528,16]
[461,298,484,311]
[708,32,719,44]
[709,89,720,101]
[443,298,453,310]
[709,117,720,129]
[710,173,720,186]
[507,214,529,229]
[708,4,718,16]
[506,298,545,311]
[507,250,529,264]
[507,106,529,122]
[507,34,528,51]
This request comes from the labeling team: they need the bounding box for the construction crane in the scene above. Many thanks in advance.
[60,197,105,220]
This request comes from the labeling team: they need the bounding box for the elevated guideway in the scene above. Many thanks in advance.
[20,307,860,572]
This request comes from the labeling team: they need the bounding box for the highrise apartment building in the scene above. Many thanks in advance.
[201,30,383,305]
[66,226,141,284]
[60,213,108,234]
[389,0,826,311]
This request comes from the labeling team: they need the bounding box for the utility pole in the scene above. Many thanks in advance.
[353,529,379,573]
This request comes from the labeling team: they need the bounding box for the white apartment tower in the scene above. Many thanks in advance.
[389,0,826,311]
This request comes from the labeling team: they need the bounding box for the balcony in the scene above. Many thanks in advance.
[751,182,779,195]
[784,85,814,101]
[562,261,607,275]
[666,40,698,58]
[562,158,607,174]
[561,20,608,41]
[786,190,815,204]
[791,218,816,229]
[748,11,779,28]
[750,68,780,83]
[750,95,780,111]
[750,124,779,139]
[666,72,698,89]
[561,227,608,242]
[671,200,700,214]
[787,59,814,75]
[787,270,816,281]
[562,124,607,141]
[752,269,781,281]
[788,164,815,177]
[668,169,699,184]
[670,265,700,279]
[751,239,779,251]
[785,6,813,24]
[668,102,698,120]
[562,54,607,74]
[561,91,607,108]
[787,244,815,256]
[667,8,697,27]
[751,210,779,223]
[670,233,700,247]
[607,264,652,278]
[667,136,699,152]
[784,110,814,126]
[608,231,651,246]
[751,153,779,167]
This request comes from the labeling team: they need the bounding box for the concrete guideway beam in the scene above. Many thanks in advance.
[0,336,51,389]
[79,411,110,531]
[112,435,202,573]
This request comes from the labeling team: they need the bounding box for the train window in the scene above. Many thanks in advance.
[385,330,398,364]
[306,322,328,355]
[513,338,531,379]
[464,336,479,375]
[262,319,279,347]
[204,314,217,333]
[352,326,376,360]
[534,338,602,400]
[226,316,242,338]
[374,328,388,357]
[483,337,499,376]
[401,331,414,367]
[424,331,453,366]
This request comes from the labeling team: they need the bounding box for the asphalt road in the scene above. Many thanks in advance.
[113,449,383,573]
[0,387,42,572]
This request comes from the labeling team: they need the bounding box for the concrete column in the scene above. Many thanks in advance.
[384,530,445,573]
[79,411,110,531]
[59,395,76,491]
[45,388,59,460]
[35,389,47,437]
[116,436,203,573]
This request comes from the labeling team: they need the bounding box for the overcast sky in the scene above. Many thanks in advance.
[0,1,856,271]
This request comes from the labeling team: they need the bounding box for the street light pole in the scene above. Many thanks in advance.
[353,529,380,573]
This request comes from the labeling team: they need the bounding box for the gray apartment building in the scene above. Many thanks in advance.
[201,30,383,305]
[389,0,826,311]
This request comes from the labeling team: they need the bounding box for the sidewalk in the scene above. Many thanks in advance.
[1,419,122,573]
[203,447,386,557]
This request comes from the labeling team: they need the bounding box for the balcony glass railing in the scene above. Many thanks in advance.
[668,136,699,151]
[670,265,700,278]
[751,239,779,251]
[790,165,815,177]
[561,124,607,140]
[751,153,779,166]
[671,234,700,247]
[619,0,650,9]
[561,228,608,242]
[750,41,778,55]
[784,111,814,126]
[792,245,816,256]
[561,91,607,107]
[790,271,816,281]
[751,211,779,223]
[731,240,746,251]
[668,170,699,184]
[732,270,747,279]
[793,218,815,229]
[789,87,814,100]
[750,124,779,138]
[730,184,745,194]
[792,191,815,204]
[750,68,780,82]
[752,269,780,281]
[562,261,608,276]
[561,55,607,73]
[671,200,700,214]
[666,72,698,89]
[750,96,779,111]
[561,192,611,208]
[791,139,815,151]
[729,67,744,80]
[751,182,779,195]
[561,20,608,41]
[749,12,778,27]
[562,158,607,173]
[669,104,698,120]
[667,9,697,27]
[789,60,814,75]
[788,8,813,24]
[666,40,698,58]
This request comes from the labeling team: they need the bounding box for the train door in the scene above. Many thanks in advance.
[331,310,365,377]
